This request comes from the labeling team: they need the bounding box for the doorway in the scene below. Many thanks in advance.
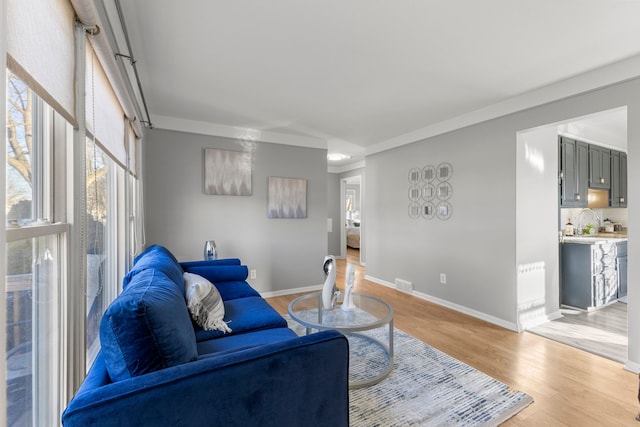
[341,175,362,264]
[516,106,629,363]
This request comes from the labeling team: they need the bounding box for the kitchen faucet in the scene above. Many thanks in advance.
[577,208,600,234]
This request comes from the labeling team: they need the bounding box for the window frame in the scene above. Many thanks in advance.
[5,83,71,425]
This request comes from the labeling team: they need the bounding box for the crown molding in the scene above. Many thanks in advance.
[328,160,366,174]
[366,54,640,156]
[152,115,327,150]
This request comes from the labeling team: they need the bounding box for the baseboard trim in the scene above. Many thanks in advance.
[519,309,564,331]
[365,274,519,332]
[624,360,640,374]
[260,284,322,299]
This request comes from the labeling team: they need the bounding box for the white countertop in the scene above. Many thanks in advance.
[561,233,628,244]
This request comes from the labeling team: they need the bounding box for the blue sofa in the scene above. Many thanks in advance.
[62,245,349,426]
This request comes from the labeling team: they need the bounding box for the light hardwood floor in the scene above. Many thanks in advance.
[529,303,628,363]
[267,249,640,426]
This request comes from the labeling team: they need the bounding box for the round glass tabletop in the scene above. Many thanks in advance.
[288,292,393,332]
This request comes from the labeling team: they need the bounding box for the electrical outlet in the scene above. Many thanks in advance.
[250,269,257,279]
[440,273,446,284]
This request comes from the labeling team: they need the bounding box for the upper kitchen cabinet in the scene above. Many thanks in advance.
[589,145,611,189]
[559,136,588,207]
[610,150,628,207]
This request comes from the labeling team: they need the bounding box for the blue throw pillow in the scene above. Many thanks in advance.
[100,269,198,382]
[123,245,185,297]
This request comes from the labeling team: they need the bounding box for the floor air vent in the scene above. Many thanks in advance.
[395,278,413,293]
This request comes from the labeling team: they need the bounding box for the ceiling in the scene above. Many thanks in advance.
[109,1,640,168]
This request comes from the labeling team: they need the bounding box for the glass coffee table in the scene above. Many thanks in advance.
[288,292,394,389]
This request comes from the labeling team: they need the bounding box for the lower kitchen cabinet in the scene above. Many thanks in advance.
[617,241,628,298]
[561,241,622,310]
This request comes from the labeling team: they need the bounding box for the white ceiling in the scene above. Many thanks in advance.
[112,1,640,167]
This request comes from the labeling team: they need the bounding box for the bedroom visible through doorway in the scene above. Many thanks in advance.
[342,175,362,264]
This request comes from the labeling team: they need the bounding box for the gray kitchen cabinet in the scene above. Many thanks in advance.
[617,241,628,298]
[559,136,588,207]
[561,242,618,310]
[589,145,611,189]
[610,150,627,207]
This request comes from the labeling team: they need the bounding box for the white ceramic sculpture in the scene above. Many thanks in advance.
[341,263,356,311]
[322,255,339,310]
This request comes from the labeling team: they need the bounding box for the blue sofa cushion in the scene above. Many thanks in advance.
[100,269,198,382]
[123,245,185,297]
[183,265,260,301]
[179,258,241,269]
[194,296,287,342]
[196,327,298,356]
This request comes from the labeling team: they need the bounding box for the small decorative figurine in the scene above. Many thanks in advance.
[341,263,356,311]
[322,255,339,310]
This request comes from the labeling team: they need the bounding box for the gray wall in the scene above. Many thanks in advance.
[515,125,560,330]
[142,77,640,368]
[364,77,639,350]
[327,173,341,256]
[366,121,519,324]
[143,128,329,293]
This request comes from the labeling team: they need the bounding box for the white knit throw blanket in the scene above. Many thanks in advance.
[184,273,232,333]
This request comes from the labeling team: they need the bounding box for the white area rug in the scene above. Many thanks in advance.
[286,317,533,426]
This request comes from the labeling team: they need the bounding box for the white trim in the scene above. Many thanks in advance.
[66,22,88,403]
[557,130,628,154]
[366,54,640,156]
[365,274,519,332]
[624,360,640,374]
[519,309,563,332]
[328,160,366,174]
[1,0,8,419]
[339,179,346,260]
[153,115,327,149]
[260,284,323,299]
[6,223,70,242]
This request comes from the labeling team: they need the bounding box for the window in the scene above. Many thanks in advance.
[85,139,119,366]
[6,73,69,427]
[5,2,145,424]
[6,74,37,225]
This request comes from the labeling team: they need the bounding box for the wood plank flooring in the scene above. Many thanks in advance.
[266,249,640,426]
[529,303,628,363]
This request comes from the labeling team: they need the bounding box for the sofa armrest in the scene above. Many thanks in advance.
[62,330,349,427]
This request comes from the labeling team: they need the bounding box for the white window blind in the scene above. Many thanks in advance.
[70,0,144,139]
[7,0,77,126]
[127,125,137,176]
[85,44,127,168]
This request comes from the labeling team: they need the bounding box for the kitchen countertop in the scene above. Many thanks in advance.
[562,231,628,244]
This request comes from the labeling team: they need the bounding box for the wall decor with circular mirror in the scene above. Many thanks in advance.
[407,163,453,220]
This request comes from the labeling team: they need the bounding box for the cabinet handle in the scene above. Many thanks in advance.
[620,197,625,203]
[600,177,605,184]
[576,194,581,201]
